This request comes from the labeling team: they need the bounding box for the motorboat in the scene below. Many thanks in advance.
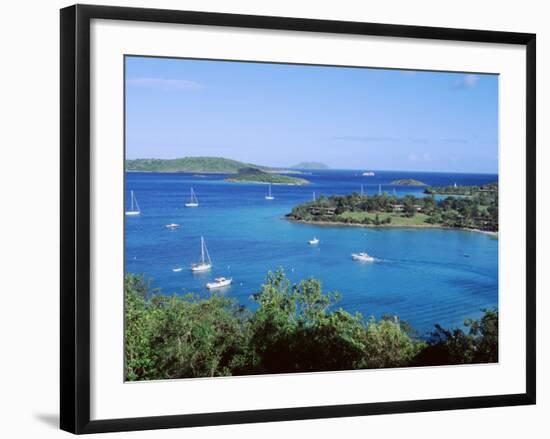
[206,277,232,289]
[351,252,374,262]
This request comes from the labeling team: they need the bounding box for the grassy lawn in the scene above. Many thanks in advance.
[337,211,430,226]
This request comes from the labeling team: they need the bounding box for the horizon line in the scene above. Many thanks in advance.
[125,156,498,175]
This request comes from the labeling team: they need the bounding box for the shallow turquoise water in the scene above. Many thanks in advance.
[125,170,498,335]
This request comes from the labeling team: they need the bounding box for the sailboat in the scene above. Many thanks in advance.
[185,188,199,207]
[191,236,212,272]
[265,184,275,200]
[309,237,320,245]
[125,190,140,216]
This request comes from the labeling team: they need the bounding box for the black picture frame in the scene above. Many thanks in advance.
[60,4,536,434]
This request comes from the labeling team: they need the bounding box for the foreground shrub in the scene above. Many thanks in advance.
[125,271,498,380]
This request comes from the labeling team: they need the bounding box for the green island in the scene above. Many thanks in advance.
[226,167,309,185]
[125,270,498,380]
[391,178,427,186]
[425,182,498,196]
[291,161,330,170]
[286,184,498,232]
[126,156,271,174]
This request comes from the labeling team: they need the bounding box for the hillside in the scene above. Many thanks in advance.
[226,168,309,185]
[125,157,267,173]
[391,179,427,186]
[291,162,329,170]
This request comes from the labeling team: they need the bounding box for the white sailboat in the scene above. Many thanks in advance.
[309,237,320,245]
[125,190,140,216]
[165,223,180,229]
[265,184,275,200]
[185,188,199,207]
[206,277,232,289]
[191,236,212,272]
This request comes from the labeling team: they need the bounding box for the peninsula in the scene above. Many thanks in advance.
[286,184,498,231]
[424,182,497,196]
[226,168,309,185]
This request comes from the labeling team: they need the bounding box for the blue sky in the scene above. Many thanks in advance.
[125,56,498,173]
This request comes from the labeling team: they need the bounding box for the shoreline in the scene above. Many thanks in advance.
[286,218,498,237]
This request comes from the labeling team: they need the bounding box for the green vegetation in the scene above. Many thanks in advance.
[125,271,498,381]
[226,167,309,185]
[391,179,427,186]
[287,184,498,231]
[126,156,269,174]
[291,162,330,170]
[425,182,497,196]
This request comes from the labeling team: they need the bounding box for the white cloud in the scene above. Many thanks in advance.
[452,74,479,89]
[127,77,203,91]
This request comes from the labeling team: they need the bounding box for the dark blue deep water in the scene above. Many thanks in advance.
[125,170,498,335]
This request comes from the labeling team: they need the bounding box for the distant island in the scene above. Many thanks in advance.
[391,179,427,186]
[286,184,498,232]
[291,162,330,170]
[126,157,272,174]
[226,168,309,185]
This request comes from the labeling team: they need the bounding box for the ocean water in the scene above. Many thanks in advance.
[125,170,498,336]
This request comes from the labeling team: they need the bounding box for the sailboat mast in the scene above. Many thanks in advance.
[200,236,205,264]
[130,190,134,211]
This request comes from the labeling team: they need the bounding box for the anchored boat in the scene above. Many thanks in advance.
[125,190,141,216]
[185,188,199,207]
[265,184,274,200]
[191,236,212,272]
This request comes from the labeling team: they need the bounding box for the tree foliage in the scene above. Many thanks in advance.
[125,272,498,381]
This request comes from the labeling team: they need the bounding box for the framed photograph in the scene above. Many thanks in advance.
[60,4,536,434]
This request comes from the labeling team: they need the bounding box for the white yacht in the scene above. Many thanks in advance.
[351,252,375,262]
[206,277,232,289]
[165,223,180,229]
[191,236,212,272]
[125,190,141,216]
[309,237,320,245]
[172,267,183,272]
[265,184,275,200]
[185,188,199,207]
[362,171,375,176]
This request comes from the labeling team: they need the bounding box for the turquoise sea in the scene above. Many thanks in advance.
[125,170,498,336]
